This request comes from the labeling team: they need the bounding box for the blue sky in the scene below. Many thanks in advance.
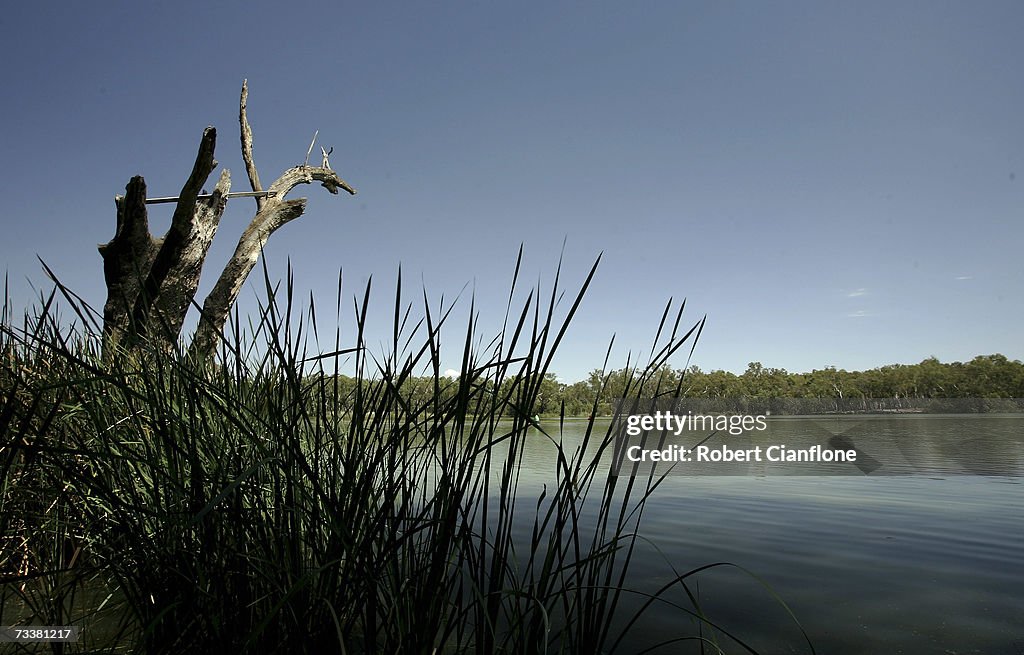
[2,1,1021,382]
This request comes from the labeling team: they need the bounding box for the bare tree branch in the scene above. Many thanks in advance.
[239,79,264,211]
[130,127,219,342]
[99,176,160,348]
[190,164,355,359]
[304,130,318,168]
[149,169,232,342]
[268,165,356,199]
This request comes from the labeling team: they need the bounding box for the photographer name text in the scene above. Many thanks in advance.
[624,443,857,463]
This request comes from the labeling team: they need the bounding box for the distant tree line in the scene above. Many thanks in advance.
[580,354,1024,416]
[321,354,1024,418]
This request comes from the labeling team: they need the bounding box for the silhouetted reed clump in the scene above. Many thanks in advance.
[1,256,808,654]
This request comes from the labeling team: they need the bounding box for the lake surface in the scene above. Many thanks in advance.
[514,415,1024,654]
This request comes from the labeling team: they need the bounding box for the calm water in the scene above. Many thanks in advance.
[513,415,1024,654]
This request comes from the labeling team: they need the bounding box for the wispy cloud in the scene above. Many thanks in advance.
[847,310,870,318]
[955,275,973,281]
[847,288,868,298]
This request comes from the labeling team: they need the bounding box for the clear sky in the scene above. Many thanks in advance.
[2,1,1021,382]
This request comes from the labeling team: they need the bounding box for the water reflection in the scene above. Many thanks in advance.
[502,416,1024,653]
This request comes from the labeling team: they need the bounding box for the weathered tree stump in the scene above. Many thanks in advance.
[98,81,356,360]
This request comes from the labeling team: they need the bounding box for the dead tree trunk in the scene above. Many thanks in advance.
[98,80,355,361]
